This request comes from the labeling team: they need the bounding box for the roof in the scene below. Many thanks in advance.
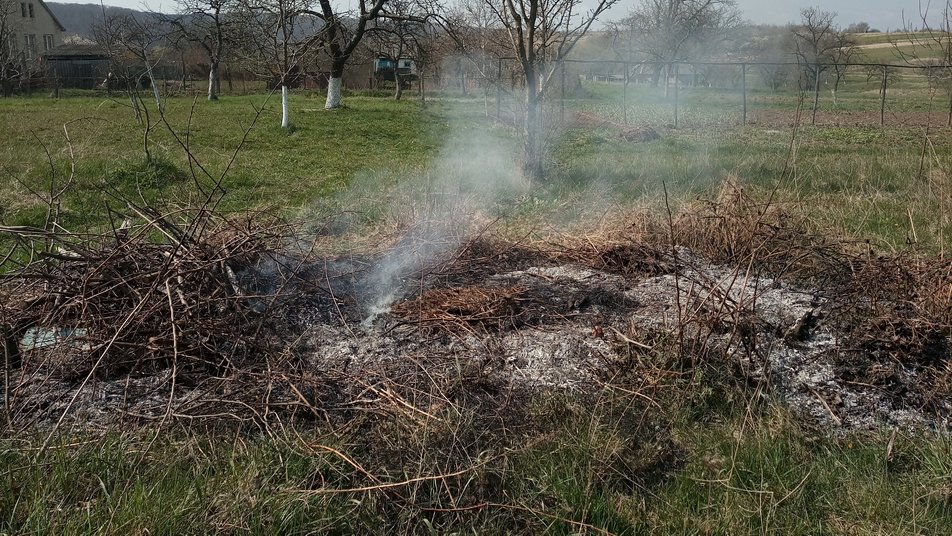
[44,44,110,59]
[38,0,66,33]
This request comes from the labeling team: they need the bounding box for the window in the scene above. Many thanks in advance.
[43,34,53,51]
[23,34,35,60]
[20,3,26,17]
[28,3,34,17]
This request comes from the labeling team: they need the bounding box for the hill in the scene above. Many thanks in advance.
[46,2,153,38]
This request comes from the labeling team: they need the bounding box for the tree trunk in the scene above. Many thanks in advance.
[325,60,345,109]
[208,59,219,101]
[326,77,342,109]
[281,85,289,128]
[420,68,426,108]
[523,77,543,183]
[652,63,663,87]
[394,72,403,101]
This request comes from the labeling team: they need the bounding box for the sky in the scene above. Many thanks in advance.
[46,0,941,32]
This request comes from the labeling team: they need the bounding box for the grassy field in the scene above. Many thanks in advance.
[2,394,951,534]
[2,86,952,534]
[4,84,952,250]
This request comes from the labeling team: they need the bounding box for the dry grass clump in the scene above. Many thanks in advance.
[671,180,853,283]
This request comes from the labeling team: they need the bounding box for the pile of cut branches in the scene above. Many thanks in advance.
[392,285,532,335]
[0,206,305,383]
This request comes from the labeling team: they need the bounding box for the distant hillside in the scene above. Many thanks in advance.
[47,2,154,39]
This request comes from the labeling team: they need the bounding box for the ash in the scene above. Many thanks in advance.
[8,245,951,434]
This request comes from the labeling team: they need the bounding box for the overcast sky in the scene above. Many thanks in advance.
[49,0,939,32]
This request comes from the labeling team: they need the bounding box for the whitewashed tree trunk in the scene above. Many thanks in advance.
[144,59,163,113]
[208,61,219,101]
[325,77,342,109]
[281,85,289,128]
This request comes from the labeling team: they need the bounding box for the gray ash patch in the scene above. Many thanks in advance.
[7,247,952,434]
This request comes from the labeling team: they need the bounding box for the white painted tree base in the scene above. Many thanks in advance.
[281,85,289,128]
[325,77,342,109]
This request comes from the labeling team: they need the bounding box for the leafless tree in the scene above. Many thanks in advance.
[165,0,240,100]
[845,21,871,33]
[235,0,319,127]
[0,0,22,96]
[482,0,618,182]
[791,8,839,89]
[827,29,857,106]
[892,0,952,125]
[618,0,740,87]
[366,0,431,100]
[437,0,512,96]
[304,0,427,109]
[93,12,170,159]
[790,8,858,107]
[743,26,797,91]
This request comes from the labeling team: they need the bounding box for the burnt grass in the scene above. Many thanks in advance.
[2,195,952,431]
[1,186,952,533]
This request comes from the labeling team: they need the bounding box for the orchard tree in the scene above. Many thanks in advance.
[891,0,952,125]
[166,0,240,100]
[306,0,427,109]
[0,0,22,96]
[791,8,840,89]
[438,0,512,95]
[619,0,741,86]
[367,0,432,100]
[237,0,319,127]
[483,0,618,181]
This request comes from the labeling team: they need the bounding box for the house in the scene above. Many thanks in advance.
[45,43,109,89]
[371,57,417,87]
[5,0,65,69]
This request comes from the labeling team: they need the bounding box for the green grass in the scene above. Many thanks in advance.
[0,93,449,232]
[4,82,952,251]
[3,90,952,533]
[1,395,949,534]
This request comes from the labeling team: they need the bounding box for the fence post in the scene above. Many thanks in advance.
[741,63,747,125]
[623,63,629,126]
[880,65,887,127]
[560,60,565,125]
[812,63,820,126]
[496,57,502,119]
[673,63,680,129]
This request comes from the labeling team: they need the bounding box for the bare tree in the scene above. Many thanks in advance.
[743,25,797,91]
[892,0,952,125]
[304,0,426,109]
[93,13,170,160]
[845,21,871,33]
[438,0,512,96]
[482,0,617,182]
[166,0,239,100]
[236,0,318,127]
[827,29,857,106]
[93,13,159,123]
[0,0,22,97]
[791,7,838,90]
[367,0,432,100]
[619,0,740,87]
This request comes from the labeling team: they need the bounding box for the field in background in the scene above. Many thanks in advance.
[4,78,952,251]
[2,82,952,534]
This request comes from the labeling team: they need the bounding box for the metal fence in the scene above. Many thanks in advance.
[5,57,952,130]
[493,59,952,129]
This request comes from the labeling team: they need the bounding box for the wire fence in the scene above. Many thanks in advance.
[5,56,952,129]
[493,58,952,129]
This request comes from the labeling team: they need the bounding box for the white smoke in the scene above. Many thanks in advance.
[357,114,528,321]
